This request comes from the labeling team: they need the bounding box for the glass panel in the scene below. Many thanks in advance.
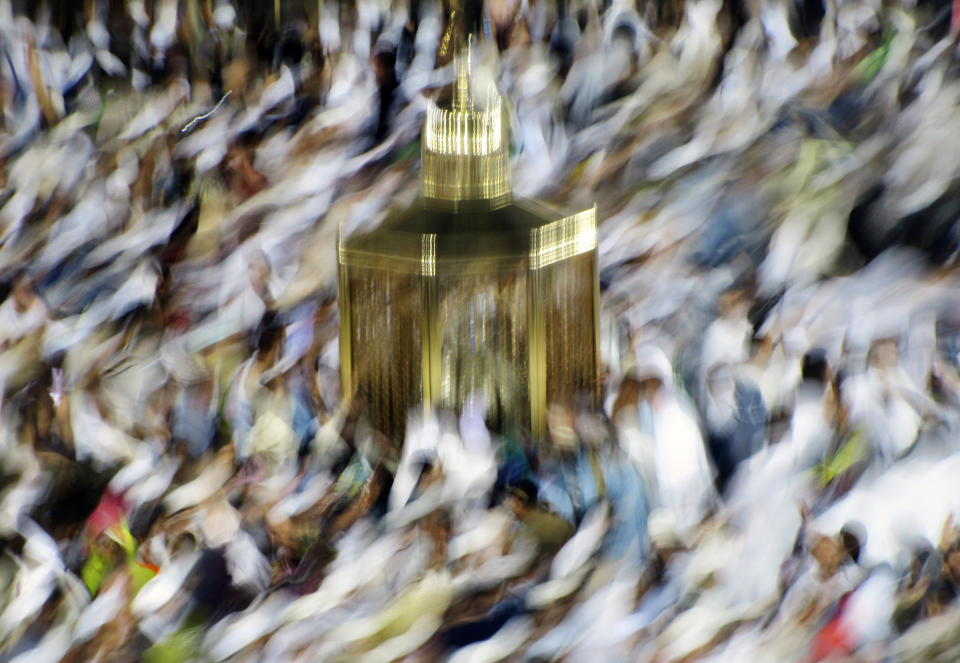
[542,252,599,411]
[436,265,529,433]
[347,266,422,444]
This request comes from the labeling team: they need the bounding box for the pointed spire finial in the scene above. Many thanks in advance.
[422,33,510,208]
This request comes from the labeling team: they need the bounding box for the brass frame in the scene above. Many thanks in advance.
[338,203,599,443]
[336,46,600,448]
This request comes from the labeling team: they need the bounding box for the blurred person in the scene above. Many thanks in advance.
[611,373,658,504]
[901,311,936,399]
[370,37,401,146]
[559,4,642,127]
[930,338,960,412]
[768,522,869,649]
[223,136,269,200]
[538,403,603,526]
[504,477,575,560]
[700,287,753,373]
[68,379,138,470]
[535,402,647,562]
[170,371,218,460]
[549,0,580,77]
[0,271,49,392]
[14,362,65,453]
[507,36,570,197]
[699,286,768,491]
[781,347,836,469]
[286,363,321,459]
[576,409,651,562]
[743,323,805,435]
[704,362,767,494]
[892,537,958,632]
[631,344,716,540]
[223,312,283,463]
[808,563,899,661]
[842,337,921,462]
[0,271,48,350]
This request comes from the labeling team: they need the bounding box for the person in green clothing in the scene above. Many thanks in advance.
[504,478,575,559]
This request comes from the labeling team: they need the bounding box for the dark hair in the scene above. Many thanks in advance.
[0,268,31,304]
[801,348,829,384]
[509,478,538,505]
[840,522,864,563]
[254,310,283,354]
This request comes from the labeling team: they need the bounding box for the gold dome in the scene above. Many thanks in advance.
[421,54,511,208]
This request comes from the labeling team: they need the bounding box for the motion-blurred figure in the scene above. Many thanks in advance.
[632,345,716,540]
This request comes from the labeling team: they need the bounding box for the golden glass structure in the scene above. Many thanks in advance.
[337,52,599,450]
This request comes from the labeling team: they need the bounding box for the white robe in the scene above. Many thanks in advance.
[649,391,716,537]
